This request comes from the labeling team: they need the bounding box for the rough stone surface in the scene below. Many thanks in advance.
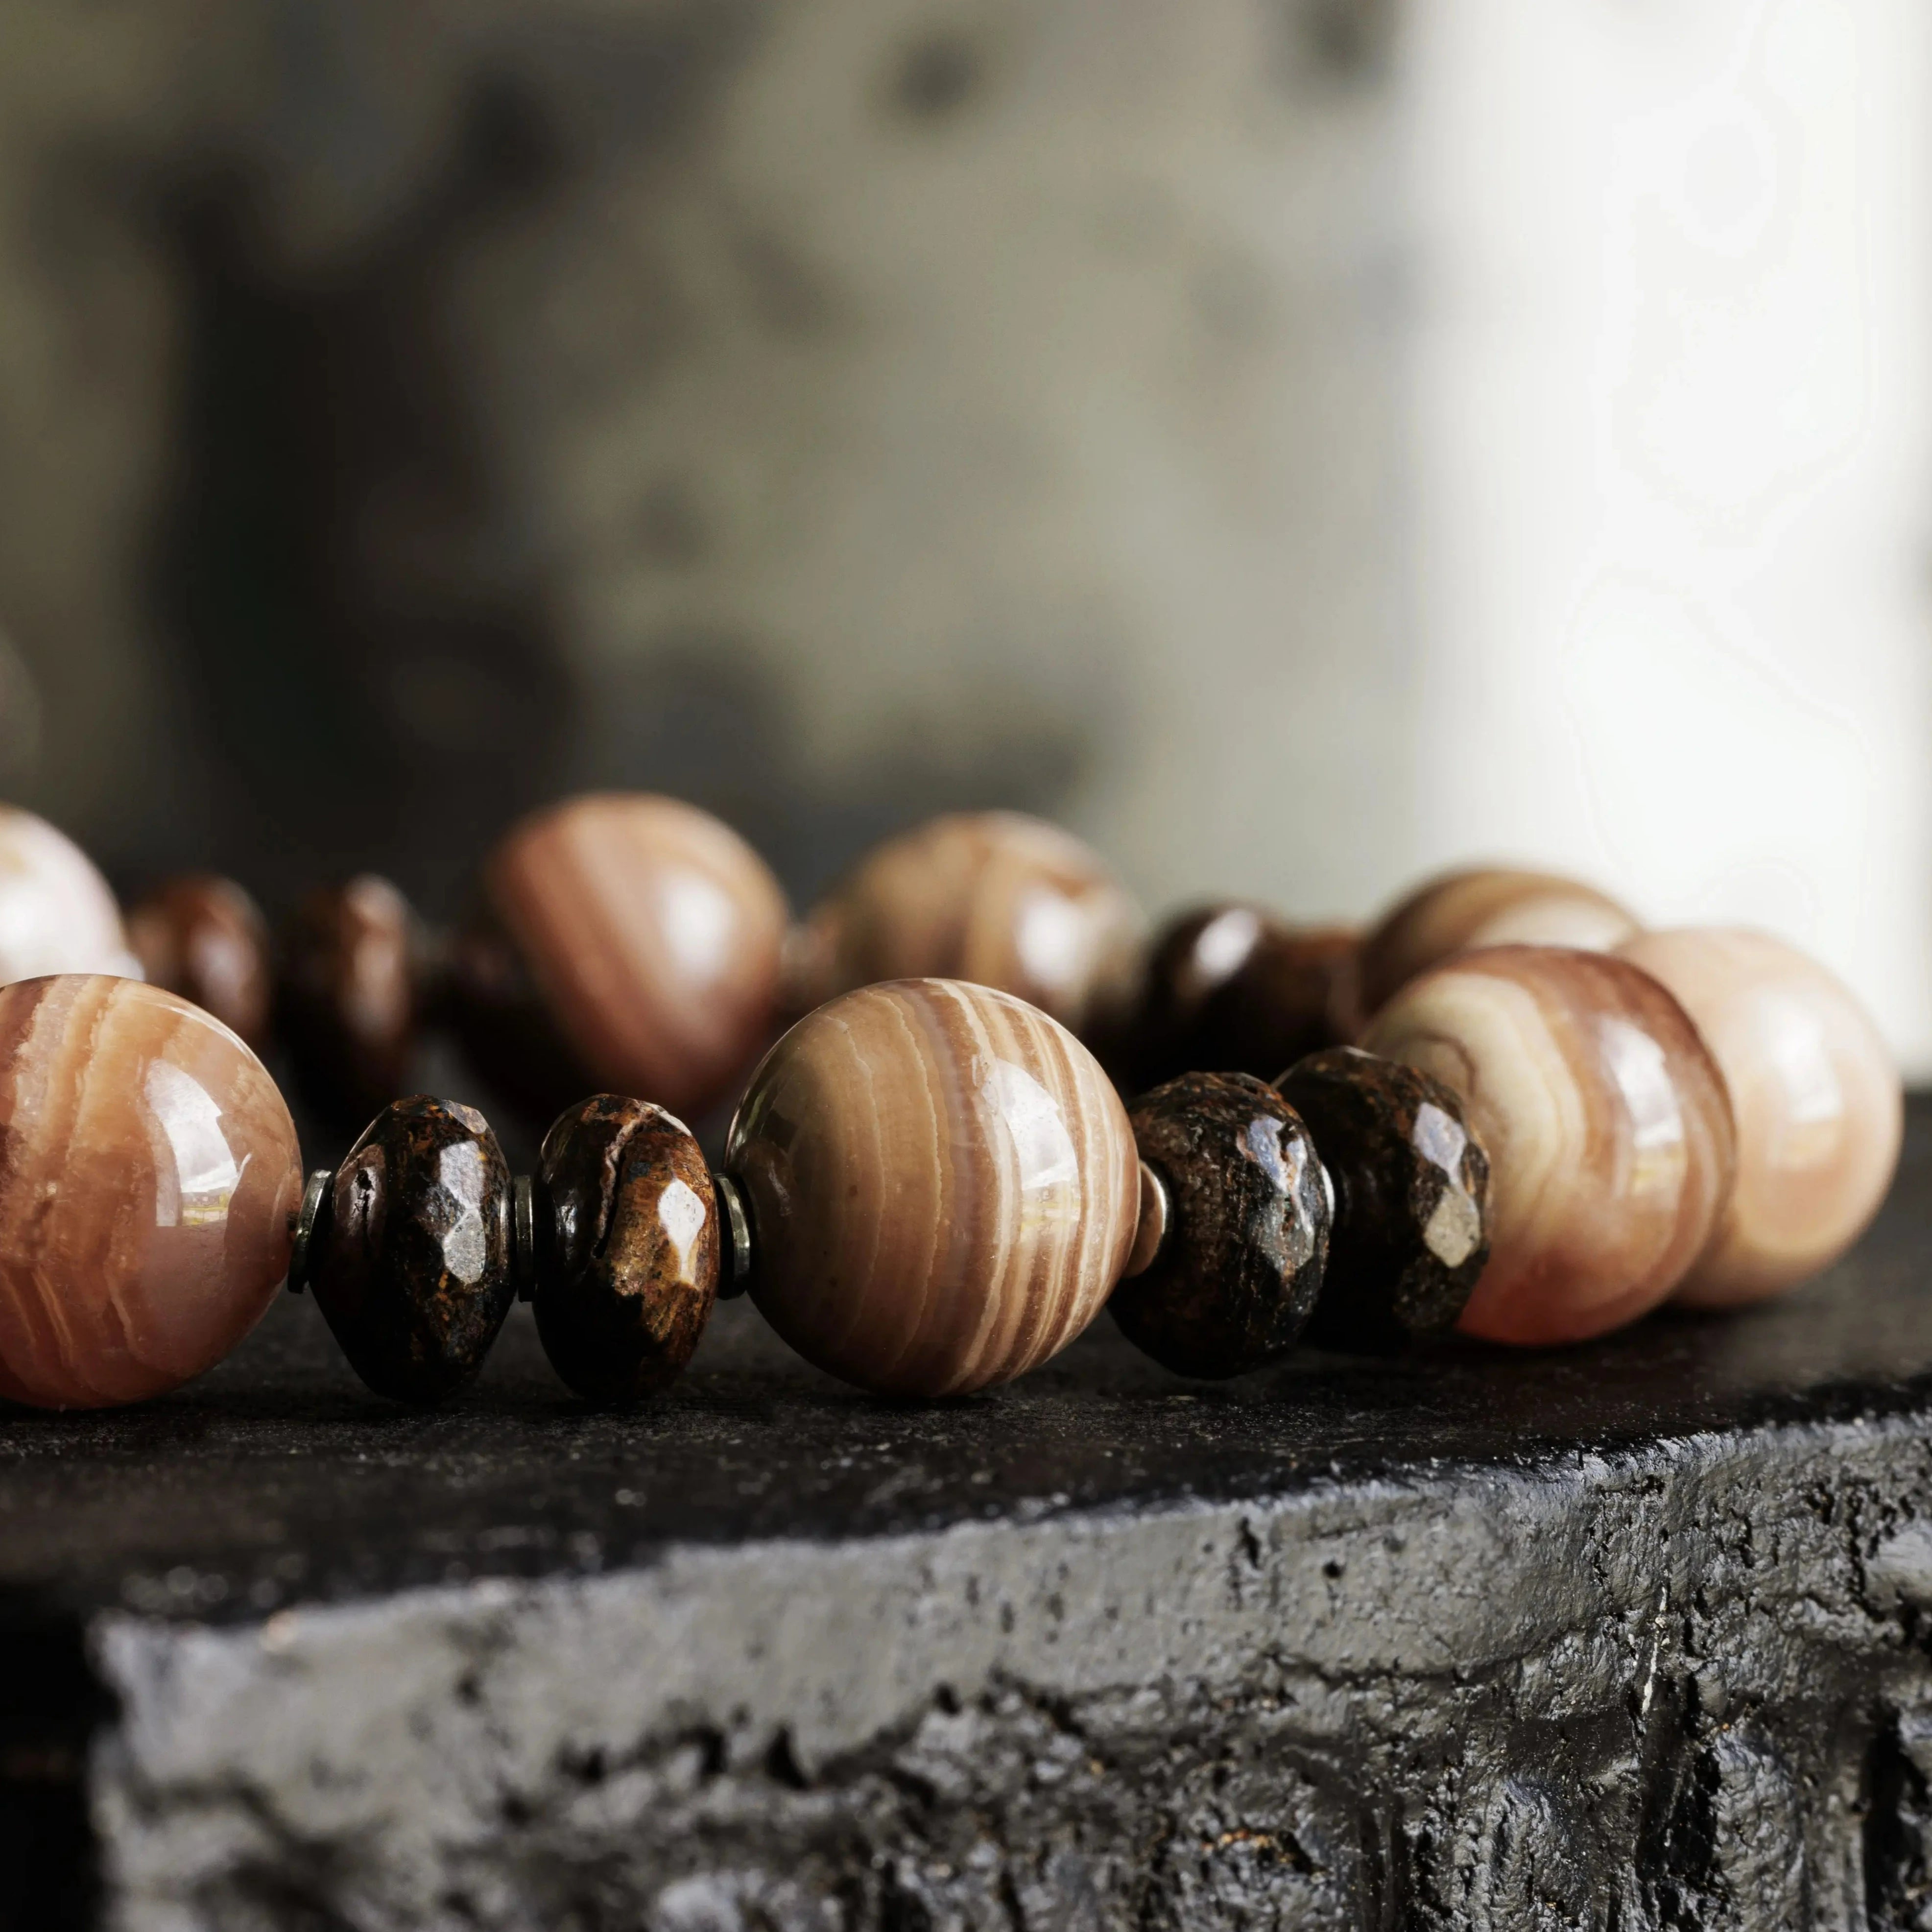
[4,1107,1932,1928]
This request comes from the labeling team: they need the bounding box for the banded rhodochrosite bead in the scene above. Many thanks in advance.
[791,813,1143,1037]
[451,793,789,1120]
[1617,928,1902,1307]
[1361,946,1736,1346]
[0,807,140,986]
[1356,867,1639,1017]
[0,975,302,1407]
[725,978,1141,1397]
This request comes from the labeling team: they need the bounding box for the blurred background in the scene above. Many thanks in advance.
[2,0,1929,1064]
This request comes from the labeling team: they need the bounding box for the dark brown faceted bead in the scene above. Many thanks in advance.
[1112,903,1360,1092]
[533,1095,719,1404]
[278,877,429,1130]
[444,900,590,1122]
[1275,1046,1490,1354]
[1109,1072,1331,1379]
[126,874,272,1049]
[310,1095,514,1404]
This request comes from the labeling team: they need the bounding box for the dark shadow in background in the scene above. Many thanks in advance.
[148,66,1093,922]
[153,81,574,914]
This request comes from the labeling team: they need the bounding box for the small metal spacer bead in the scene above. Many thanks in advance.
[512,1174,542,1303]
[286,1169,332,1294]
[1121,1159,1170,1280]
[713,1171,754,1299]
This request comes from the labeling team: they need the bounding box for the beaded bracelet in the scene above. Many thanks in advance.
[13,788,1763,1196]
[0,915,1899,1411]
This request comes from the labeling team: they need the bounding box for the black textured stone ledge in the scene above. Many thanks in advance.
[8,1109,1932,1929]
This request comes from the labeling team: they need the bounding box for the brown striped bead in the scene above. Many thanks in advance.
[725,978,1141,1397]
[534,1095,719,1404]
[1618,928,1902,1307]
[1357,867,1638,1016]
[0,807,139,985]
[1361,947,1735,1346]
[451,793,788,1121]
[127,874,272,1050]
[792,812,1142,1036]
[0,975,302,1408]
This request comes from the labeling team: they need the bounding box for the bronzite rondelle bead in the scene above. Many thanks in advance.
[532,1095,719,1404]
[1108,1072,1331,1379]
[1617,928,1902,1307]
[0,976,302,1408]
[308,1095,514,1404]
[1362,947,1736,1346]
[0,806,141,985]
[1114,902,1360,1090]
[1356,867,1638,1017]
[449,793,789,1121]
[792,812,1143,1037]
[279,876,426,1129]
[127,873,273,1049]
[724,978,1141,1397]
[1274,1047,1490,1353]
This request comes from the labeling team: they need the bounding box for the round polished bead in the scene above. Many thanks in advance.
[0,975,301,1408]
[0,806,140,985]
[450,793,788,1122]
[1361,947,1735,1345]
[1617,928,1901,1307]
[1357,868,1638,1016]
[309,1095,514,1404]
[725,978,1141,1397]
[1275,1047,1490,1353]
[128,874,272,1049]
[533,1095,719,1403]
[793,812,1142,1036]
[1115,902,1360,1089]
[278,876,425,1129]
[1109,1072,1331,1379]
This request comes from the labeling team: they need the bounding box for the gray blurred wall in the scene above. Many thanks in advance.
[0,0,1405,921]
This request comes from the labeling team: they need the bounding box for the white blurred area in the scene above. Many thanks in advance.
[1402,0,1932,1070]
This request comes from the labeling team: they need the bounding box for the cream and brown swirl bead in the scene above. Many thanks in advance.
[0,807,141,986]
[791,812,1143,1037]
[1357,867,1639,1017]
[451,793,789,1121]
[724,978,1141,1397]
[1617,929,1901,1307]
[1361,946,1735,1346]
[0,975,303,1408]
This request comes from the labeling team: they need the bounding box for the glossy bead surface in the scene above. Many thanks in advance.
[726,978,1140,1397]
[1109,1072,1330,1379]
[794,812,1142,1036]
[0,807,140,985]
[1275,1047,1490,1353]
[1357,868,1638,1016]
[534,1095,719,1403]
[128,874,272,1049]
[310,1095,514,1404]
[1617,928,1901,1307]
[453,793,788,1121]
[278,877,424,1128]
[0,975,301,1408]
[1361,947,1735,1345]
[1116,902,1360,1088]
